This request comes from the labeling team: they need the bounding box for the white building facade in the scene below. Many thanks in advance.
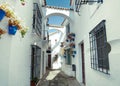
[64,0,120,86]
[1,0,120,86]
[0,0,48,86]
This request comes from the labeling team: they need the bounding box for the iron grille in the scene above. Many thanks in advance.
[89,20,109,74]
[66,23,70,35]
[33,3,42,36]
[75,0,103,12]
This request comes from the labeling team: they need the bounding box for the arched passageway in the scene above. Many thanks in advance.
[44,10,73,69]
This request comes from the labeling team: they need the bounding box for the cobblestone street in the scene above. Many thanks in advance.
[37,70,81,86]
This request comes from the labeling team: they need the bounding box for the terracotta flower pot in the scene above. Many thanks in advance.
[31,81,36,86]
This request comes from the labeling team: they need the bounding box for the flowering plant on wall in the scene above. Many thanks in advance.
[20,0,26,6]
[0,28,6,38]
[20,27,28,38]
[0,3,29,37]
[8,18,22,30]
[69,43,75,48]
[0,3,15,18]
[8,18,29,36]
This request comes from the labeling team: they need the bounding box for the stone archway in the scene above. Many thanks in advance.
[43,8,73,32]
[43,11,72,24]
[43,12,73,34]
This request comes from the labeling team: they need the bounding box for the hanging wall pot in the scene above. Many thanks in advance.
[8,25,17,35]
[72,55,75,58]
[71,33,75,37]
[0,9,6,21]
[64,55,66,58]
[73,51,76,54]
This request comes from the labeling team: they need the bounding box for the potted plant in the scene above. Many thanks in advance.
[0,28,6,38]
[69,33,75,37]
[5,9,15,18]
[20,27,28,38]
[8,19,18,35]
[0,3,7,21]
[0,9,6,21]
[69,43,75,48]
[31,77,39,86]
[0,3,15,18]
[20,0,26,6]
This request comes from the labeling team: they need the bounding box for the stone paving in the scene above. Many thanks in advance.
[37,70,81,86]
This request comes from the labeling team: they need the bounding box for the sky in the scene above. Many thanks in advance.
[46,0,71,8]
[48,29,58,34]
[48,16,65,26]
[46,0,70,34]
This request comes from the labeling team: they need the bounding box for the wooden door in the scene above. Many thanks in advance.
[81,43,85,85]
[31,47,35,79]
[48,55,51,68]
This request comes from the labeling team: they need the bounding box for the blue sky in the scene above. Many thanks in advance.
[46,0,71,8]
[48,29,58,34]
[46,0,70,34]
[48,16,64,26]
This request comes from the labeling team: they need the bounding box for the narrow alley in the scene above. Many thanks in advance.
[0,0,120,86]
[37,70,80,86]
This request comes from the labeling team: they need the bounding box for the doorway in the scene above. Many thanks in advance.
[31,45,41,79]
[42,51,44,75]
[80,42,85,85]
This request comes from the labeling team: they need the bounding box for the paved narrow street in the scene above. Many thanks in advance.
[37,70,81,86]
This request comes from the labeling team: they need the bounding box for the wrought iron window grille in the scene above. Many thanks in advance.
[75,0,103,12]
[33,3,42,37]
[89,20,110,74]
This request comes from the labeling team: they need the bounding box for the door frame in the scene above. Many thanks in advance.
[79,41,86,85]
[31,45,41,79]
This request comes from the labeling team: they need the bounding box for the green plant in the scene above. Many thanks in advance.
[20,27,28,38]
[20,0,25,5]
[31,77,39,84]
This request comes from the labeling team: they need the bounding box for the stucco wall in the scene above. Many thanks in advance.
[70,0,120,86]
[0,0,45,86]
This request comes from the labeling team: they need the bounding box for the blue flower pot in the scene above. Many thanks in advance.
[72,45,75,48]
[73,51,76,54]
[64,55,66,58]
[0,9,6,21]
[71,33,75,37]
[72,55,75,58]
[8,25,17,35]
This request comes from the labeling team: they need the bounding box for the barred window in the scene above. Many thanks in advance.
[65,49,72,65]
[66,23,70,34]
[33,3,42,36]
[75,0,103,12]
[89,20,109,74]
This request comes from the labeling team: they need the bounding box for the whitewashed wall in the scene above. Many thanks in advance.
[0,0,46,86]
[70,0,120,86]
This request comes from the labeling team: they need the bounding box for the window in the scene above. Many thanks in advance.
[89,20,109,74]
[65,49,72,65]
[75,0,103,12]
[33,3,42,36]
[66,23,70,34]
